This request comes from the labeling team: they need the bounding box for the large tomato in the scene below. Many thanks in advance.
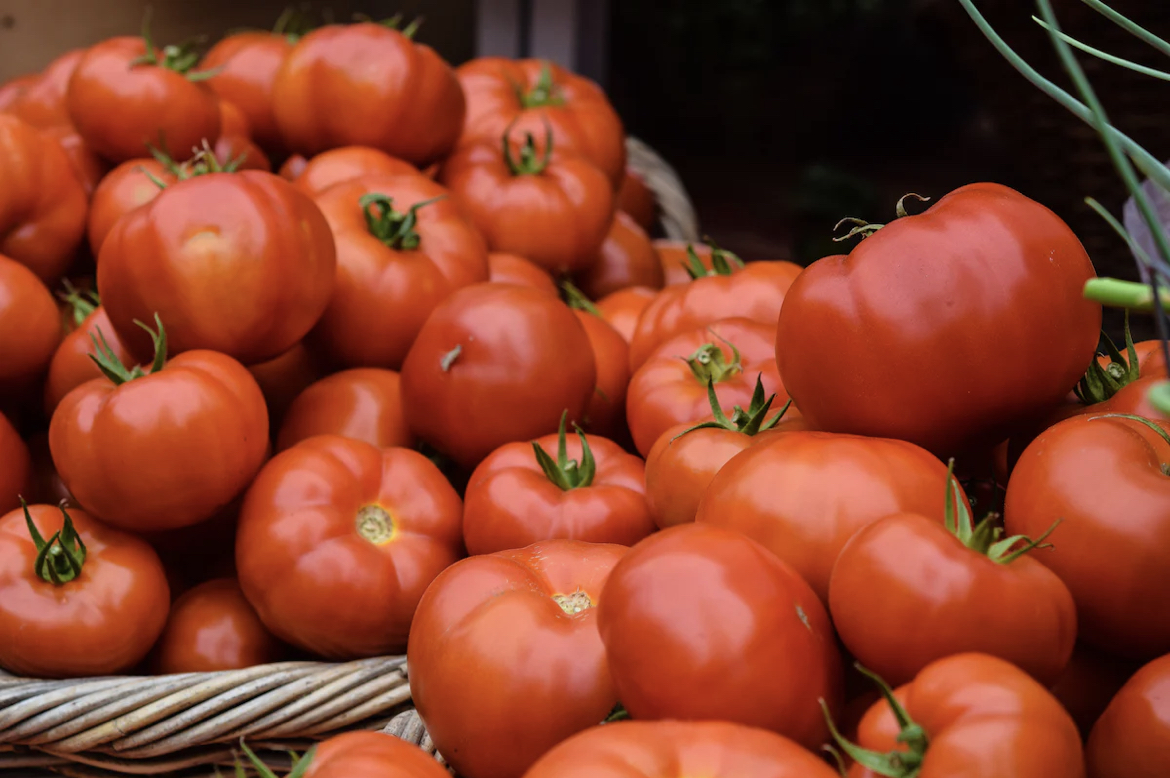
[286,731,451,778]
[598,523,842,750]
[236,436,463,658]
[777,184,1101,457]
[49,320,269,532]
[153,577,282,674]
[86,157,175,256]
[0,254,61,400]
[43,303,132,414]
[66,35,221,162]
[1004,413,1170,661]
[200,30,295,154]
[487,251,558,297]
[1086,652,1170,778]
[246,342,323,434]
[1,49,83,129]
[616,166,657,232]
[400,283,597,470]
[0,502,170,677]
[97,170,337,364]
[272,23,464,166]
[276,368,414,452]
[575,210,664,299]
[407,540,626,778]
[0,114,88,282]
[595,286,657,343]
[286,146,420,196]
[695,430,957,603]
[456,58,625,187]
[0,413,31,514]
[307,173,488,369]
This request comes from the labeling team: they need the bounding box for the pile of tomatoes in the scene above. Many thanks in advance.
[0,13,1166,778]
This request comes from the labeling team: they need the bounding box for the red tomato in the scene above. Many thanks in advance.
[1005,413,1170,661]
[1086,652,1170,778]
[598,524,842,750]
[0,74,37,113]
[626,317,784,456]
[777,184,1101,457]
[288,146,421,195]
[42,125,108,196]
[201,31,294,154]
[86,157,175,256]
[457,58,625,187]
[574,210,664,299]
[400,283,597,469]
[246,342,323,434]
[66,36,221,163]
[655,240,714,286]
[0,413,31,514]
[277,368,414,452]
[0,502,170,677]
[695,430,958,603]
[0,254,62,400]
[1,49,83,129]
[487,251,558,297]
[595,285,657,343]
[273,23,464,165]
[237,436,463,657]
[279,152,308,180]
[280,731,452,778]
[307,173,488,369]
[43,305,132,415]
[574,309,632,441]
[616,166,657,233]
[153,577,281,673]
[408,540,625,778]
[22,432,72,508]
[98,171,337,364]
[524,720,841,778]
[213,133,272,173]
[0,114,88,282]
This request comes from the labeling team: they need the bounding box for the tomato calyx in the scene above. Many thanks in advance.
[517,62,565,108]
[503,118,554,176]
[88,313,167,386]
[1076,310,1141,404]
[532,411,596,491]
[355,505,395,545]
[139,143,243,191]
[561,279,603,317]
[237,737,314,778]
[355,12,424,39]
[672,374,791,443]
[833,193,931,243]
[822,664,928,778]
[685,328,743,385]
[271,6,316,43]
[553,588,594,614]
[683,239,744,280]
[360,193,445,250]
[22,498,87,586]
[131,10,220,81]
[58,280,99,328]
[604,703,630,723]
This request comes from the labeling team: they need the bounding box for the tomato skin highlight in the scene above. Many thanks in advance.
[277,368,414,453]
[0,254,62,402]
[290,146,420,196]
[200,31,293,154]
[1086,652,1170,778]
[0,413,32,514]
[153,577,282,674]
[43,306,131,415]
[595,286,657,343]
[574,210,664,300]
[487,251,559,297]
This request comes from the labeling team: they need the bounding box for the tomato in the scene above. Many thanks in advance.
[273,23,464,166]
[408,539,625,778]
[213,134,272,173]
[141,497,244,595]
[1086,652,1170,778]
[573,308,632,441]
[277,368,414,452]
[43,124,108,196]
[1004,413,1170,661]
[839,653,1084,777]
[441,128,614,276]
[237,436,463,657]
[287,731,451,778]
[0,254,62,401]
[595,286,657,343]
[287,146,420,195]
[50,319,269,532]
[98,171,337,364]
[44,304,132,415]
[0,114,88,282]
[400,282,597,470]
[86,157,174,256]
[487,251,558,297]
[279,153,308,180]
[0,413,31,514]
[457,58,625,187]
[0,501,170,677]
[66,36,221,163]
[616,166,657,233]
[626,317,784,456]
[598,523,842,750]
[0,75,37,112]
[524,720,841,778]
[307,174,488,369]
[572,210,663,300]
[1,49,83,129]
[153,577,281,673]
[247,342,324,435]
[1049,642,1143,739]
[655,240,714,286]
[200,31,294,154]
[695,430,958,603]
[777,184,1101,458]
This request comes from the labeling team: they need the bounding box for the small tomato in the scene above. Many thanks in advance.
[574,210,664,299]
[1086,652,1170,778]
[153,577,282,674]
[277,368,414,452]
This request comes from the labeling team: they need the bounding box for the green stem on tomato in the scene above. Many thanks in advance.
[88,313,166,386]
[360,192,444,250]
[502,117,554,176]
[130,7,220,80]
[532,410,596,490]
[682,238,744,280]
[561,279,602,317]
[1075,310,1140,404]
[22,498,87,586]
[671,374,790,443]
[833,193,931,243]
[58,280,99,328]
[684,341,741,386]
[519,62,565,108]
[1147,382,1170,418]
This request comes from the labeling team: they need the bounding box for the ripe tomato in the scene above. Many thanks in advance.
[407,540,625,778]
[22,432,72,508]
[237,436,463,657]
[1050,642,1143,739]
[213,133,271,173]
[595,286,657,343]
[273,23,464,166]
[655,240,714,285]
[524,720,840,778]
[277,368,414,452]
[0,413,31,514]
[400,283,597,470]
[616,166,657,233]
[626,317,784,456]
[307,174,488,369]
[43,124,109,196]
[777,184,1101,457]
[695,430,957,603]
[598,523,842,750]
[287,146,420,195]
[573,308,631,441]
[86,157,174,256]
[66,36,221,162]
[0,254,61,400]
[1086,652,1170,778]
[0,114,88,282]
[200,31,294,154]
[265,731,450,778]
[50,320,269,532]
[98,171,337,364]
[246,342,323,433]
[487,251,558,297]
[1004,414,1170,661]
[153,577,281,674]
[43,304,132,415]
[457,58,625,187]
[1,49,83,129]
[0,74,37,113]
[0,502,170,677]
[574,210,664,299]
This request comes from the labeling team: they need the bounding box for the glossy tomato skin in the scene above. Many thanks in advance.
[616,166,656,232]
[302,731,451,778]
[43,305,132,415]
[575,310,631,440]
[308,174,488,369]
[0,413,31,514]
[696,431,957,603]
[288,146,420,195]
[273,23,464,166]
[407,540,625,778]
[2,49,83,129]
[1086,652,1170,778]
[655,240,714,286]
[237,436,463,658]
[98,171,337,364]
[596,286,657,343]
[487,251,558,297]
[43,124,108,196]
[523,720,841,778]
[66,36,221,163]
[1004,414,1170,661]
[0,504,170,678]
[277,368,414,452]
[0,254,62,400]
[214,133,272,172]
[86,157,174,256]
[201,32,293,154]
[777,183,1101,458]
[153,578,282,674]
[0,114,88,282]
[400,283,597,470]
[598,524,842,750]
[575,210,664,300]
[50,350,269,532]
[246,342,323,434]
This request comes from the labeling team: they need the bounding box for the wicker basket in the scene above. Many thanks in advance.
[0,136,696,778]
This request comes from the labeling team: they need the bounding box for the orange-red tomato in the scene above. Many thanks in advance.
[1086,652,1170,778]
[236,436,464,658]
[574,310,631,441]
[213,133,272,172]
[0,254,61,400]
[296,731,452,778]
[575,210,664,300]
[487,251,558,297]
[655,240,714,286]
[288,146,420,195]
[86,157,175,256]
[246,342,323,434]
[201,31,294,154]
[41,124,108,197]
[0,503,170,677]
[153,578,282,674]
[596,285,657,343]
[0,74,37,113]
[0,413,31,514]
[43,305,132,415]
[408,540,625,778]
[1,49,83,129]
[278,152,308,180]
[277,368,414,453]
[218,98,252,137]
[616,166,657,233]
